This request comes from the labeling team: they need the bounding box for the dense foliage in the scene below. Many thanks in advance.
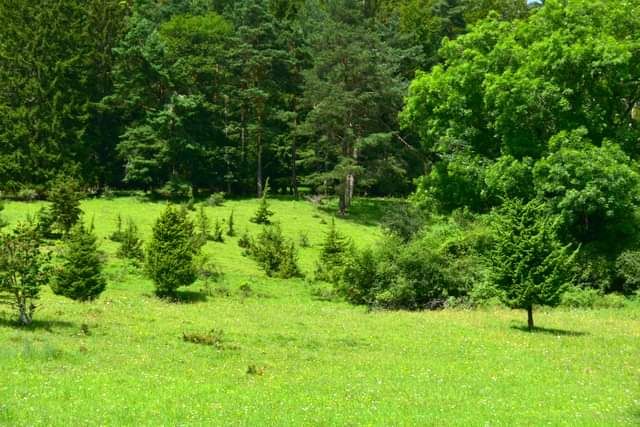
[145,205,200,297]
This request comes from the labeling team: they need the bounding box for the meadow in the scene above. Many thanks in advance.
[0,197,638,425]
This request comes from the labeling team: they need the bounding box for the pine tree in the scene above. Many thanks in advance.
[145,205,200,298]
[491,199,577,330]
[51,221,106,302]
[48,175,84,235]
[195,205,211,246]
[227,209,235,237]
[251,177,274,224]
[116,218,144,261]
[109,213,124,242]
[0,221,49,325]
[212,218,224,243]
[315,217,350,282]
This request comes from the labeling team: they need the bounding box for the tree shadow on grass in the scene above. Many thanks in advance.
[0,316,75,331]
[510,325,588,337]
[170,290,208,304]
[318,198,398,226]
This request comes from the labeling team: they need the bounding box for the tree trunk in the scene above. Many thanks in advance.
[339,191,347,216]
[527,305,534,331]
[256,127,263,198]
[291,121,298,199]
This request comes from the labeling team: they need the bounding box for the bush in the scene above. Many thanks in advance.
[51,221,106,302]
[116,219,144,261]
[615,250,640,294]
[226,209,235,237]
[237,228,252,250]
[247,223,300,278]
[145,205,200,298]
[158,177,192,200]
[195,205,211,247]
[251,178,273,224]
[315,218,350,283]
[380,202,429,242]
[0,221,49,325]
[560,287,601,308]
[109,214,124,242]
[48,174,84,235]
[339,218,492,310]
[207,192,225,207]
[212,218,224,243]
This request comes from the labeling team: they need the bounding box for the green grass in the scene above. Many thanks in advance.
[0,197,639,425]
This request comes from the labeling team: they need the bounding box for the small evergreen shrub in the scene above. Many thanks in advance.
[48,174,83,235]
[116,219,144,261]
[195,205,211,247]
[207,192,225,207]
[109,213,124,242]
[251,178,273,224]
[315,218,350,282]
[0,221,49,325]
[212,218,224,242]
[182,329,225,348]
[51,221,106,302]
[145,205,200,298]
[247,223,300,278]
[226,209,235,237]
[158,177,192,200]
[299,231,310,248]
[35,207,56,239]
[238,228,252,249]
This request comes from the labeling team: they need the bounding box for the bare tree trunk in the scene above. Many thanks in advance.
[527,306,534,331]
[256,127,263,198]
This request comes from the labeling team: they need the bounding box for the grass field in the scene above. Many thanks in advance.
[0,197,639,425]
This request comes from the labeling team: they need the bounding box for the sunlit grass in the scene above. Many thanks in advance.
[0,197,638,425]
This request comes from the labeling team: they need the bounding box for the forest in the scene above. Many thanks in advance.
[0,0,639,425]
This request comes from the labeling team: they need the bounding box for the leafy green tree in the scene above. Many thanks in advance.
[490,199,576,330]
[0,221,50,325]
[49,175,84,235]
[145,205,199,298]
[51,221,106,302]
[533,130,640,247]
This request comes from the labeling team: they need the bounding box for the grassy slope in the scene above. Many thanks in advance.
[0,197,638,426]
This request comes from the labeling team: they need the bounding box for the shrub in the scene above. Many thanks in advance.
[237,228,252,249]
[182,329,225,348]
[560,287,601,309]
[339,248,378,305]
[299,231,310,248]
[226,209,235,237]
[212,218,224,243]
[116,219,144,261]
[0,221,49,325]
[380,202,429,242]
[16,187,39,202]
[35,207,56,239]
[251,178,273,224]
[490,199,577,330]
[48,175,83,235]
[207,192,225,207]
[51,221,106,302]
[315,218,350,282]
[469,282,504,307]
[615,250,640,294]
[145,205,200,298]
[109,214,124,242]
[195,205,211,246]
[247,223,299,278]
[158,177,192,200]
[0,201,7,229]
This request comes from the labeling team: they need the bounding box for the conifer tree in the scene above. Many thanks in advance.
[0,221,49,325]
[212,218,224,243]
[195,205,211,247]
[48,175,83,235]
[116,218,144,261]
[251,177,274,224]
[51,221,106,302]
[315,217,350,282]
[227,209,235,237]
[145,205,199,298]
[491,199,576,330]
